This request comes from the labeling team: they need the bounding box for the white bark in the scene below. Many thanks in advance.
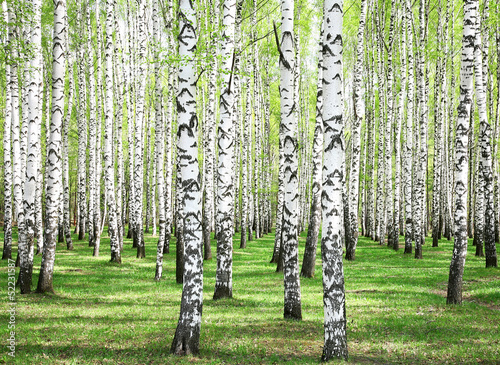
[321,0,348,360]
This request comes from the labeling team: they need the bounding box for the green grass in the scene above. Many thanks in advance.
[0,228,499,364]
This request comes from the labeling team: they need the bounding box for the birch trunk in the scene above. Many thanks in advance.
[18,0,43,294]
[37,0,67,293]
[279,0,302,321]
[321,0,348,359]
[447,0,476,305]
[170,0,203,354]
[2,0,12,261]
[345,0,367,260]
[214,0,236,300]
[300,34,323,278]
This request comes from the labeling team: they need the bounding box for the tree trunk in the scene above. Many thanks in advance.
[279,0,302,321]
[170,0,203,354]
[320,0,348,359]
[447,0,476,305]
[300,33,323,278]
[37,0,67,293]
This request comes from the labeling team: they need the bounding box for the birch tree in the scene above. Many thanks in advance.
[18,0,43,294]
[214,0,236,300]
[447,0,476,305]
[277,0,302,320]
[345,0,367,260]
[37,0,67,293]
[321,0,348,359]
[170,0,203,354]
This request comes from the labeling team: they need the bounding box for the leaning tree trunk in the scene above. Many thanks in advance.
[447,0,476,305]
[213,0,236,300]
[320,0,348,360]
[170,0,203,355]
[278,0,302,321]
[37,0,67,293]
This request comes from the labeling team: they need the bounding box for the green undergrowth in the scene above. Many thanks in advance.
[0,227,499,364]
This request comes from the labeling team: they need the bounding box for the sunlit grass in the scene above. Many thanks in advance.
[0,227,499,364]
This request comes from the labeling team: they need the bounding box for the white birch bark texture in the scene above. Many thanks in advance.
[63,60,74,250]
[103,0,121,263]
[404,0,414,254]
[153,0,166,280]
[18,0,43,294]
[279,0,302,321]
[77,4,87,241]
[2,0,13,261]
[214,0,236,300]
[321,0,348,360]
[87,1,97,251]
[392,18,406,252]
[134,0,147,258]
[202,0,217,259]
[345,0,367,260]
[9,9,23,257]
[300,34,323,278]
[447,0,476,305]
[170,0,203,355]
[413,0,427,259]
[240,65,250,250]
[473,3,497,267]
[37,0,67,293]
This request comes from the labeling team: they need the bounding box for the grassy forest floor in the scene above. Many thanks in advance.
[0,227,499,364]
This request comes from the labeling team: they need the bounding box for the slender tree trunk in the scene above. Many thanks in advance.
[278,0,302,321]
[63,60,74,250]
[300,33,323,278]
[170,0,203,354]
[447,0,476,305]
[321,0,348,359]
[214,0,236,300]
[345,0,367,260]
[18,0,43,294]
[2,1,13,261]
[37,0,67,293]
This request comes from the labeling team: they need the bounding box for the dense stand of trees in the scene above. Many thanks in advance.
[1,0,499,360]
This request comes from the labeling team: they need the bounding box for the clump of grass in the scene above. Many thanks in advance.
[0,228,498,364]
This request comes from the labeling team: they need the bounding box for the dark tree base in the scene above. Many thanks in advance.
[36,275,55,294]
[414,247,422,259]
[2,245,12,260]
[78,231,85,241]
[171,326,200,356]
[110,253,122,264]
[66,240,74,250]
[284,308,302,321]
[486,256,498,268]
[127,228,132,239]
[136,245,146,259]
[321,346,348,362]
[213,286,232,300]
[345,248,355,261]
[432,232,439,247]
[475,244,484,257]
